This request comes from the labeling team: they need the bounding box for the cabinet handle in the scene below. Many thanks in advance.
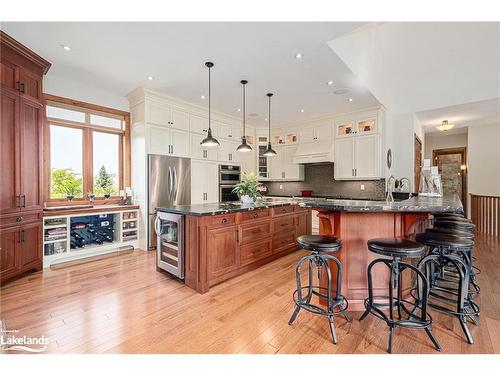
[21,229,25,243]
[22,195,26,208]
[17,230,21,244]
[355,169,357,176]
[16,216,23,223]
[253,213,259,218]
[221,218,227,224]
[15,81,21,91]
[20,83,25,94]
[16,195,20,208]
[171,145,174,154]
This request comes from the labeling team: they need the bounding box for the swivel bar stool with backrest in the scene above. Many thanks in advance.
[289,235,350,344]
[415,231,479,344]
[359,237,441,353]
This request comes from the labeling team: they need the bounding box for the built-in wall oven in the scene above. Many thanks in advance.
[219,165,241,202]
[155,211,184,279]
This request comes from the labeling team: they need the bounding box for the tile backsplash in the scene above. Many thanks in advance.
[263,164,386,200]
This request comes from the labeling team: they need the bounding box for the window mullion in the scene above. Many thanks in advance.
[82,128,94,197]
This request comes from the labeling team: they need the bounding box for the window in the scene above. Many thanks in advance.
[45,95,130,202]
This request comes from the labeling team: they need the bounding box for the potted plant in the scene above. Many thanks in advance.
[87,191,95,202]
[64,186,79,202]
[232,172,261,204]
[103,186,113,200]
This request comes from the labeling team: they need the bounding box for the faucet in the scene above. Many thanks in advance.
[386,175,395,204]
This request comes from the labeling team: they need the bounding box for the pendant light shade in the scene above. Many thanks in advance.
[237,79,252,153]
[262,93,277,157]
[200,61,220,148]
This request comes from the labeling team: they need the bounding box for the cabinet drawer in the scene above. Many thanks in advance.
[273,216,295,233]
[205,214,236,228]
[272,231,296,252]
[272,205,294,216]
[240,209,270,222]
[240,239,272,266]
[1,212,41,228]
[240,221,272,244]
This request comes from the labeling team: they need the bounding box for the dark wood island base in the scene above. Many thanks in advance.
[317,210,428,311]
[183,206,311,293]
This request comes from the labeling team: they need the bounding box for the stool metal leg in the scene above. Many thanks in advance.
[328,315,338,344]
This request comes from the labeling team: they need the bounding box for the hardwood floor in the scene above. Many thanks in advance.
[1,233,499,354]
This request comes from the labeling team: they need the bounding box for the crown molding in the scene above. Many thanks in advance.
[0,31,51,74]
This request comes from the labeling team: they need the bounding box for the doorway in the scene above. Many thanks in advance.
[414,135,422,193]
[432,147,467,214]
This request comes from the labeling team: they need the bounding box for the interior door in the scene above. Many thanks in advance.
[19,97,43,212]
[0,89,20,214]
[334,138,355,179]
[355,134,380,178]
[19,221,42,269]
[432,147,467,211]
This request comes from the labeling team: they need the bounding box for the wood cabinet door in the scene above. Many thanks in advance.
[334,138,355,179]
[207,226,239,282]
[1,60,20,91]
[295,212,308,238]
[0,88,21,214]
[18,221,42,270]
[0,226,20,280]
[19,97,43,212]
[19,68,43,102]
[354,134,381,179]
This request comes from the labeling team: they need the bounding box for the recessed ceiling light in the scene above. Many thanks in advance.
[147,76,154,81]
[327,81,334,86]
[237,108,241,112]
[300,109,305,113]
[61,45,71,51]
[347,98,353,102]
[294,53,303,59]
[334,88,350,95]
[265,118,268,121]
[201,95,206,99]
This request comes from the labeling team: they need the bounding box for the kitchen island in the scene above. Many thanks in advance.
[158,200,312,293]
[299,194,463,310]
[158,195,462,299]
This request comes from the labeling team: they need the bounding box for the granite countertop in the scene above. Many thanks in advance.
[299,194,463,213]
[157,195,463,216]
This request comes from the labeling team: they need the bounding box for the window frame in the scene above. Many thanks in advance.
[43,94,131,205]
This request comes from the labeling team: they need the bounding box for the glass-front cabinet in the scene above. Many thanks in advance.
[272,131,298,145]
[336,117,377,137]
[156,212,184,279]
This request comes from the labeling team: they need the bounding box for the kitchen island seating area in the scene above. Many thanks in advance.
[294,208,482,353]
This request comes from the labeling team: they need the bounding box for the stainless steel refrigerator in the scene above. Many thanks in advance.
[148,154,191,250]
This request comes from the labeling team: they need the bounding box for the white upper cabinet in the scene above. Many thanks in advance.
[190,134,218,161]
[334,134,381,180]
[299,121,333,143]
[191,160,219,204]
[190,115,211,136]
[299,127,316,143]
[336,115,378,138]
[217,122,242,141]
[354,134,381,178]
[268,145,304,181]
[148,125,190,157]
[218,140,240,164]
[147,102,189,131]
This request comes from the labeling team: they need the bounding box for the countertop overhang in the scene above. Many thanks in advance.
[157,195,463,216]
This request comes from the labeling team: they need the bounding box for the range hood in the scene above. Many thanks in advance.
[293,140,334,164]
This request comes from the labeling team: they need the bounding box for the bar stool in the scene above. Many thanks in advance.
[289,235,350,344]
[359,238,441,353]
[416,232,479,344]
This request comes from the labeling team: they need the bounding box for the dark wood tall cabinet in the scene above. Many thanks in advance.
[0,31,50,284]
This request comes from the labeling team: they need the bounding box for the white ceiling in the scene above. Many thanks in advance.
[328,22,500,115]
[416,97,500,134]
[1,22,380,126]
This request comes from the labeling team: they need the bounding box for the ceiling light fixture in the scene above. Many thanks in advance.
[294,53,303,59]
[61,45,71,51]
[327,81,334,86]
[347,98,353,102]
[436,120,455,132]
[263,93,277,157]
[237,80,252,153]
[147,76,154,81]
[200,62,220,148]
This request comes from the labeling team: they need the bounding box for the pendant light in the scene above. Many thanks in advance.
[237,80,252,153]
[200,61,220,148]
[262,93,277,157]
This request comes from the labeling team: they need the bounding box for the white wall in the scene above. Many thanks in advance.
[467,123,500,198]
[424,132,468,159]
[44,73,129,111]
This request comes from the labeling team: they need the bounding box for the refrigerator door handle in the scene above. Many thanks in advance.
[168,166,173,201]
[173,167,178,201]
[154,216,160,236]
